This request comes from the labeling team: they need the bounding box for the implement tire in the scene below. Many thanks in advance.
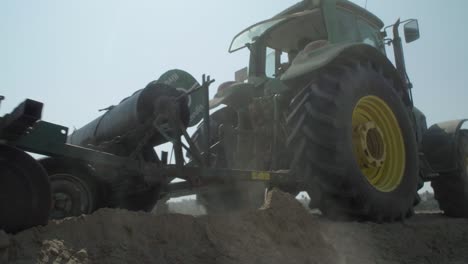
[48,169,98,219]
[39,159,99,219]
[431,130,468,217]
[0,144,51,233]
[286,61,418,221]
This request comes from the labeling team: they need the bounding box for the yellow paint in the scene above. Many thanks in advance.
[352,95,405,192]
[251,171,271,181]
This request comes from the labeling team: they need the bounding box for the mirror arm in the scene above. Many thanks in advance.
[275,50,281,77]
[384,38,393,46]
[392,19,414,107]
[392,19,409,89]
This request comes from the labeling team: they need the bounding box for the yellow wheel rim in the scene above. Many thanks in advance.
[352,95,405,192]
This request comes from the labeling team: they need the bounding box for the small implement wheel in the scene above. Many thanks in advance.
[287,61,418,221]
[432,130,468,217]
[48,170,97,219]
[0,144,51,233]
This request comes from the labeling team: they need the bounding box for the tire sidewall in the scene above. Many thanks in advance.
[0,145,51,232]
[49,173,96,218]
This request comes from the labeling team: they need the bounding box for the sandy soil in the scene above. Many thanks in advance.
[2,190,468,264]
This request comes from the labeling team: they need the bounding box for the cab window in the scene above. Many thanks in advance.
[265,48,295,78]
[357,18,385,53]
[266,47,276,78]
[335,8,359,43]
[263,9,327,78]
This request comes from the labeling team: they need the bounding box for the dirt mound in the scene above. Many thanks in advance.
[2,190,468,264]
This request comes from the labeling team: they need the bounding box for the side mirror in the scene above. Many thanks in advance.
[404,19,420,43]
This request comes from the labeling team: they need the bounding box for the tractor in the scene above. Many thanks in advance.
[191,0,468,220]
[1,0,467,234]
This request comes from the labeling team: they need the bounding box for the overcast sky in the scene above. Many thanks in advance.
[2,0,467,129]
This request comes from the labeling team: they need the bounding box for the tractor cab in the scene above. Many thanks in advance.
[229,0,386,81]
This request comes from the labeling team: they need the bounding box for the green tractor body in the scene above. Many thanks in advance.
[196,0,468,220]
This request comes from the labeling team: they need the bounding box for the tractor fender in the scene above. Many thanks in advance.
[281,43,408,103]
[421,119,468,173]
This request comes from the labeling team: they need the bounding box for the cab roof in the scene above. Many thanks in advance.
[273,0,384,29]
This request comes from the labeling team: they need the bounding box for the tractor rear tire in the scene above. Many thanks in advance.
[287,61,418,221]
[431,130,468,217]
[0,144,51,233]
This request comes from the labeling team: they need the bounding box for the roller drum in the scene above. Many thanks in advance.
[68,82,189,153]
